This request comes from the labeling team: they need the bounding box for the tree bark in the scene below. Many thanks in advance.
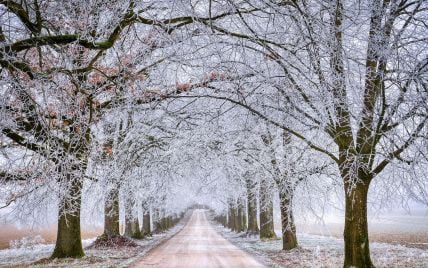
[228,199,236,231]
[278,189,298,250]
[51,176,84,258]
[246,178,259,235]
[259,177,276,239]
[343,179,374,268]
[124,197,142,238]
[130,218,143,238]
[103,187,120,237]
[237,197,246,232]
[153,208,164,233]
[160,213,168,231]
[124,196,133,237]
[142,209,151,236]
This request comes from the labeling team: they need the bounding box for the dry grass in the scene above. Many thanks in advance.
[0,225,102,250]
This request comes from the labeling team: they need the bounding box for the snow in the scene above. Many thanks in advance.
[214,224,428,268]
[0,215,188,267]
[0,238,96,267]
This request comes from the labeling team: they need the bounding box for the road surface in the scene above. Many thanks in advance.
[134,209,265,268]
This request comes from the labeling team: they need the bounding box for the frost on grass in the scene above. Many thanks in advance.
[9,235,46,250]
[0,238,95,267]
[0,222,185,268]
[214,223,428,268]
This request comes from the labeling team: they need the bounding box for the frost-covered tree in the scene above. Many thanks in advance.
[0,0,254,258]
[188,0,428,266]
[259,127,333,250]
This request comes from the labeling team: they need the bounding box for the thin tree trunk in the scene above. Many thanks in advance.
[51,176,84,258]
[343,179,374,267]
[278,189,297,250]
[235,200,242,232]
[259,177,276,239]
[103,187,120,237]
[242,202,247,231]
[246,178,259,235]
[237,197,246,232]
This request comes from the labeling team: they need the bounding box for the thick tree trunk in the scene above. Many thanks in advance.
[160,209,168,231]
[278,190,297,250]
[124,197,133,237]
[124,195,142,238]
[166,215,173,229]
[155,209,161,233]
[237,197,246,232]
[160,213,168,231]
[259,178,276,239]
[222,214,227,227]
[246,179,259,235]
[51,176,84,258]
[343,180,374,268]
[228,199,236,231]
[235,201,242,232]
[142,209,151,236]
[103,187,120,237]
[153,209,164,233]
[242,204,247,231]
[130,218,143,238]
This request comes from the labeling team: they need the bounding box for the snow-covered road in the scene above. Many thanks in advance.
[133,209,264,268]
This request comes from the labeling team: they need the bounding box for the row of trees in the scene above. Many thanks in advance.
[211,115,334,251]
[0,0,224,258]
[185,0,428,267]
[1,0,427,267]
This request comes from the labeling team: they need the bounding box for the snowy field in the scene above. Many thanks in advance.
[1,211,427,267]
[293,211,428,250]
[215,223,428,268]
[0,221,186,267]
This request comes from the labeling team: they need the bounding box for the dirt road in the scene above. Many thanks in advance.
[133,209,265,268]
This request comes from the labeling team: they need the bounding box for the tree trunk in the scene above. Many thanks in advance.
[228,199,236,231]
[343,179,374,268]
[259,177,276,239]
[124,196,133,237]
[51,176,84,258]
[167,215,173,229]
[153,208,163,233]
[131,218,143,238]
[142,209,151,236]
[124,197,142,238]
[278,189,298,250]
[235,201,242,232]
[237,197,246,232]
[160,214,167,231]
[222,214,227,227]
[246,178,259,235]
[242,204,247,231]
[159,209,168,231]
[103,187,120,237]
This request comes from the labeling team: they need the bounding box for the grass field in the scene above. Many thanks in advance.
[0,225,102,250]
